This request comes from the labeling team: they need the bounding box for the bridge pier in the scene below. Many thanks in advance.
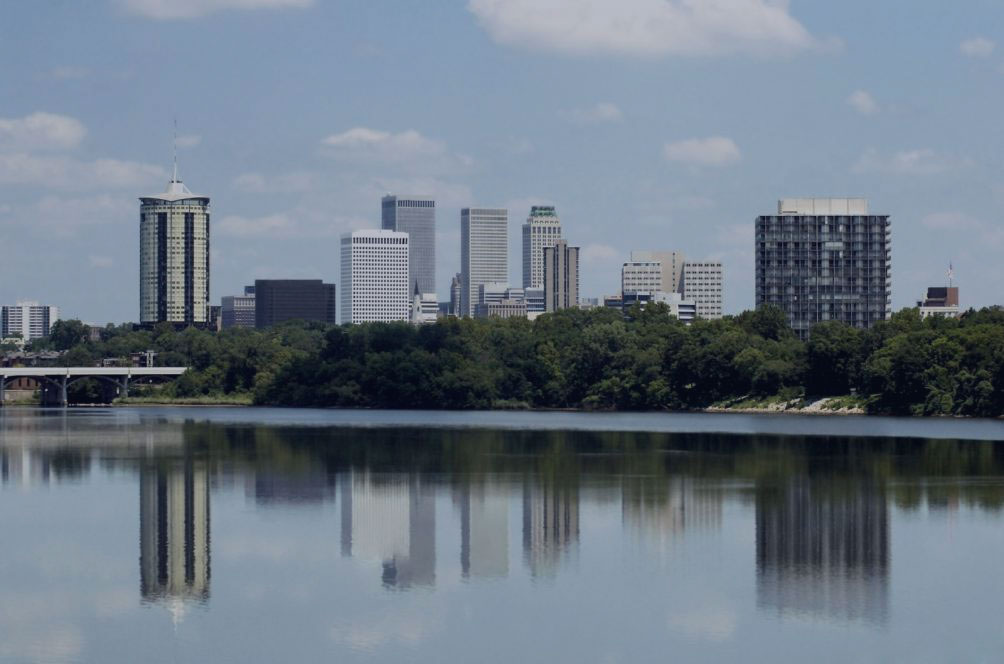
[0,377,5,407]
[121,376,130,399]
[59,376,68,408]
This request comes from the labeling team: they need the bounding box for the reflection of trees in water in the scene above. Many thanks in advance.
[755,476,889,624]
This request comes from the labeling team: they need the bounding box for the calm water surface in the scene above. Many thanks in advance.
[2,407,1004,663]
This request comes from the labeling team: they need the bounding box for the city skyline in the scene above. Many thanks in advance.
[1,2,1002,322]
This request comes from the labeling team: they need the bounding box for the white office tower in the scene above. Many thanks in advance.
[340,230,410,324]
[139,171,210,327]
[681,261,724,319]
[461,207,508,317]
[0,302,58,340]
[630,250,686,294]
[621,261,663,294]
[522,206,563,289]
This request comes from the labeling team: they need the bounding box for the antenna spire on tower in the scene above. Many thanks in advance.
[172,116,178,182]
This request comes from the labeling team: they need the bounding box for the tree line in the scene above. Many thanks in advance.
[23,304,1004,416]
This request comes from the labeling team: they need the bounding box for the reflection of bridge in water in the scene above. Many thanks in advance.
[0,367,187,406]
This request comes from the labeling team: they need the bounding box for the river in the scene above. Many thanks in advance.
[1,407,1003,663]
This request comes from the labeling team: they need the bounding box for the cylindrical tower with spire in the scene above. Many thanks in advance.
[139,157,210,327]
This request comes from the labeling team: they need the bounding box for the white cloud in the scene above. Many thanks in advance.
[667,607,737,642]
[847,90,878,115]
[559,102,623,125]
[48,66,90,80]
[581,243,621,263]
[233,171,317,193]
[0,154,166,190]
[0,112,87,151]
[217,213,296,237]
[468,0,823,58]
[852,148,969,176]
[505,137,535,155]
[321,127,472,175]
[715,223,753,246]
[175,134,201,148]
[960,36,995,58]
[115,0,313,20]
[921,211,985,230]
[88,255,115,268]
[664,136,741,166]
[322,127,445,157]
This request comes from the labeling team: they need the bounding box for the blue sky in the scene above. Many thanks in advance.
[1,0,1002,322]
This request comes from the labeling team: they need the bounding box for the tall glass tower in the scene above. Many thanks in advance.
[382,195,435,296]
[755,198,891,340]
[139,166,210,327]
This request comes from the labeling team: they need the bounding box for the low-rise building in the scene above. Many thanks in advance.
[255,279,337,328]
[918,286,960,319]
[475,299,528,319]
[222,286,256,329]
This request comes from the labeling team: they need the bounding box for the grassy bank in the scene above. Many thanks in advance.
[115,393,253,406]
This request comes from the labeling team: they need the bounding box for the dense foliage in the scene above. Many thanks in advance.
[25,304,1004,416]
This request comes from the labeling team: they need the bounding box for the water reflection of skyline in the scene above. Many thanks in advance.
[139,460,211,605]
[755,478,890,624]
[340,472,436,589]
[6,414,1004,634]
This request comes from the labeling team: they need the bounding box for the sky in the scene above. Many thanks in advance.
[1,0,1003,323]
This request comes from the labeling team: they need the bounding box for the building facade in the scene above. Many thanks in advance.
[475,299,528,319]
[340,230,410,324]
[543,240,580,312]
[1,302,58,340]
[382,195,435,295]
[221,286,256,329]
[621,261,663,295]
[755,198,891,340]
[253,280,336,328]
[630,250,685,294]
[522,206,563,289]
[461,207,508,317]
[139,175,210,327]
[918,286,960,319]
[681,261,724,319]
[621,291,696,323]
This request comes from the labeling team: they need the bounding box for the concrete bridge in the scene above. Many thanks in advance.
[0,367,187,407]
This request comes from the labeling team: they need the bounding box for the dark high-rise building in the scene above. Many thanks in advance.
[382,195,436,296]
[755,198,891,340]
[254,279,336,329]
[543,240,580,312]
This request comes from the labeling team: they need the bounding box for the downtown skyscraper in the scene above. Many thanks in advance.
[461,207,508,317]
[340,230,410,324]
[755,198,890,340]
[382,195,435,295]
[139,169,210,327]
[522,206,562,289]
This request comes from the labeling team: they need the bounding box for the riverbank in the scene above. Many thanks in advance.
[706,394,867,415]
